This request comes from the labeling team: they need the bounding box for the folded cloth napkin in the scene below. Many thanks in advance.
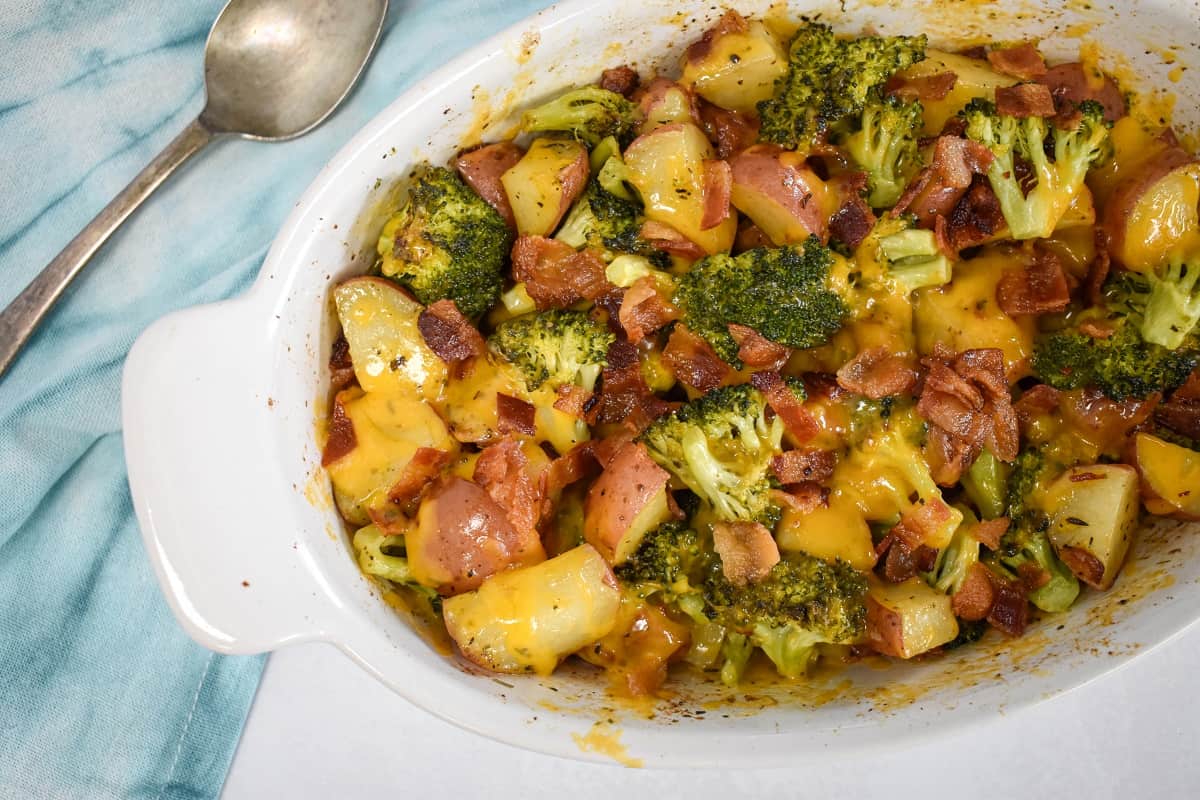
[0,1,548,796]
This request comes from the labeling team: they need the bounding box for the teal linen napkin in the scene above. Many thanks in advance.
[0,1,550,796]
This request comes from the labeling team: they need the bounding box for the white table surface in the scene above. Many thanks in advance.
[224,624,1200,798]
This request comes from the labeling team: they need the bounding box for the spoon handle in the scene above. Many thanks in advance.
[0,117,214,378]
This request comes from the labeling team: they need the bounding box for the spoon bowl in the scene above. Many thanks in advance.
[202,0,387,139]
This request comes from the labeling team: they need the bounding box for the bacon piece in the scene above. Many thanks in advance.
[1079,319,1116,339]
[592,340,676,431]
[1157,398,1200,441]
[1037,62,1126,122]
[384,446,453,506]
[511,235,609,309]
[598,65,639,97]
[770,449,836,484]
[639,220,708,261]
[1060,388,1159,456]
[417,299,486,364]
[894,136,994,228]
[885,71,957,103]
[996,250,1070,316]
[918,346,1019,485]
[473,437,543,534]
[1175,370,1200,401]
[945,175,1005,252]
[1085,229,1112,308]
[552,384,592,419]
[712,521,780,586]
[971,517,1010,550]
[700,159,733,230]
[455,142,524,228]
[881,539,938,583]
[728,323,790,369]
[835,347,919,399]
[1014,383,1060,432]
[751,370,819,443]
[995,83,1056,118]
[329,335,355,391]
[829,192,876,248]
[952,562,998,621]
[321,392,357,466]
[986,43,1047,80]
[663,326,731,392]
[496,393,536,436]
[698,99,760,159]
[544,441,602,498]
[891,498,957,551]
[771,483,829,514]
[618,276,680,344]
[987,577,1029,636]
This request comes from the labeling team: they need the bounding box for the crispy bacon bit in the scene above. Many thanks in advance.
[640,220,708,261]
[829,192,876,248]
[387,447,453,505]
[894,136,994,227]
[553,384,592,418]
[700,159,733,230]
[885,71,957,102]
[473,437,543,534]
[771,483,829,514]
[496,393,536,436]
[1037,62,1127,122]
[592,340,676,431]
[698,99,760,159]
[663,326,731,392]
[1175,370,1200,401]
[1156,397,1200,441]
[1085,229,1112,308]
[728,323,790,369]
[918,346,1019,485]
[618,277,680,344]
[455,142,524,228]
[996,249,1071,316]
[881,539,938,583]
[1060,388,1158,456]
[770,449,836,484]
[945,176,1005,252]
[995,82,1056,118]
[751,370,819,443]
[511,236,609,309]
[1014,383,1060,432]
[971,517,1010,550]
[544,441,602,499]
[321,393,357,466]
[987,577,1029,636]
[418,299,486,364]
[329,335,355,390]
[835,347,919,399]
[1058,546,1106,589]
[598,65,640,97]
[891,498,956,551]
[1078,319,1116,339]
[712,521,780,586]
[952,562,998,621]
[986,43,1048,79]
[685,9,748,63]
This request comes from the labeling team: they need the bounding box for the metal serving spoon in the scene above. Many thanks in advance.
[0,0,388,377]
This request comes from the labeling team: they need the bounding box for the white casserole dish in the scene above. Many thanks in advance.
[122,0,1200,768]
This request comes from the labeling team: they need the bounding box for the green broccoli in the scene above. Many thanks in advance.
[962,98,1110,240]
[988,523,1080,613]
[962,449,1009,520]
[843,95,924,208]
[673,240,848,366]
[488,309,615,393]
[758,23,927,148]
[554,181,670,267]
[639,384,790,526]
[377,165,512,319]
[521,85,642,147]
[614,521,707,608]
[924,509,982,596]
[1005,447,1057,522]
[1141,256,1200,349]
[875,221,953,294]
[706,554,868,680]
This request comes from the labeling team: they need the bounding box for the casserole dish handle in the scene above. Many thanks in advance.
[122,302,332,654]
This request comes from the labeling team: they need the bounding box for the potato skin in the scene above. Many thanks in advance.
[583,441,673,564]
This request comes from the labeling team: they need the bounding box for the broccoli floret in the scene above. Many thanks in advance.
[377,165,512,319]
[639,384,790,526]
[673,240,848,366]
[1005,447,1057,522]
[989,524,1080,613]
[614,521,707,604]
[875,221,953,293]
[707,554,868,680]
[555,181,670,266]
[924,511,982,596]
[843,95,924,208]
[758,23,926,148]
[488,309,615,393]
[719,632,754,686]
[1141,256,1200,349]
[962,98,1110,240]
[962,449,1009,520]
[521,85,642,147]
